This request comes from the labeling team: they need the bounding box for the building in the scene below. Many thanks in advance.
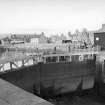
[94,32,105,50]
[94,24,105,50]
[10,33,48,44]
[49,34,67,43]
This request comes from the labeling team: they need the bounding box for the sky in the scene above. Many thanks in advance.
[0,0,105,36]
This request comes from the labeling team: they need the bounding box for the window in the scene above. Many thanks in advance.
[45,56,58,63]
[79,55,84,61]
[51,56,57,62]
[84,55,88,60]
[65,56,71,62]
[44,55,72,63]
[59,56,66,62]
[88,54,94,59]
[46,57,52,63]
[59,56,70,62]
[96,37,99,41]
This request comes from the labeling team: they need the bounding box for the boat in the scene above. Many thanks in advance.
[36,51,97,96]
[0,48,98,97]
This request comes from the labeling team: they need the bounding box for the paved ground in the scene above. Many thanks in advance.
[0,79,53,105]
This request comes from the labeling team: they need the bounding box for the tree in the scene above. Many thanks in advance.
[75,29,79,35]
[68,31,73,40]
[68,31,72,37]
[82,28,91,46]
[60,33,67,40]
[41,32,45,36]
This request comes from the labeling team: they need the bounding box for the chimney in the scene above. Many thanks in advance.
[102,24,105,29]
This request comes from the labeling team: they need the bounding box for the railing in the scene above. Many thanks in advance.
[0,43,101,53]
[1,44,101,59]
[0,43,101,72]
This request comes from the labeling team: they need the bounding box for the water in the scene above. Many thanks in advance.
[47,90,105,105]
